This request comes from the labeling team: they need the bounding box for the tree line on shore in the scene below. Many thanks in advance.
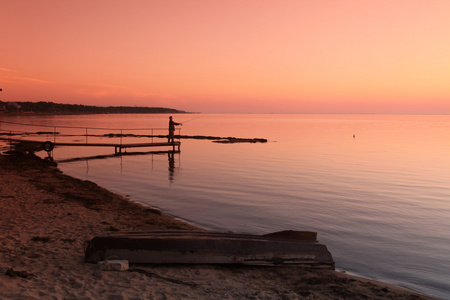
[0,101,186,114]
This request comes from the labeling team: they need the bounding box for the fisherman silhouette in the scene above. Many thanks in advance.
[168,116,182,143]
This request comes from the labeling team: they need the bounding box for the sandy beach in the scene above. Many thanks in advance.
[0,151,440,299]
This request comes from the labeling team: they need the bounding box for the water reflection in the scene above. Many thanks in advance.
[168,152,175,182]
[57,150,181,182]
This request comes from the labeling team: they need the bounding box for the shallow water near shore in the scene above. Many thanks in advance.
[1,113,450,298]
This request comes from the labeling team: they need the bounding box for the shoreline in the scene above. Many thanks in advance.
[0,152,440,299]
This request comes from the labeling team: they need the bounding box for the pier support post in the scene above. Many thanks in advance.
[115,146,122,155]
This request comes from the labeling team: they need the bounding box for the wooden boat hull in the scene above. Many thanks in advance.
[84,230,334,269]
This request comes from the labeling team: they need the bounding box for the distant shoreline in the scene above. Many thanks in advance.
[0,100,192,115]
[0,111,197,116]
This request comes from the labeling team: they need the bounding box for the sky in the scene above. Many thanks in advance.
[1,1,450,113]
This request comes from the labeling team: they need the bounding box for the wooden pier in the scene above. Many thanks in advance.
[0,120,181,155]
[54,141,180,154]
[1,138,180,155]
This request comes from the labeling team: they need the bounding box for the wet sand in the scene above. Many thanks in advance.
[0,152,440,299]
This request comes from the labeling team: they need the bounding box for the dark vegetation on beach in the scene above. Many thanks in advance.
[0,101,187,114]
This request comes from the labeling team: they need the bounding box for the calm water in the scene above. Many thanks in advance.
[1,114,449,298]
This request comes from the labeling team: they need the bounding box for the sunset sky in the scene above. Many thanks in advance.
[1,1,450,113]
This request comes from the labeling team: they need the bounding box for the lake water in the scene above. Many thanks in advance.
[1,113,449,298]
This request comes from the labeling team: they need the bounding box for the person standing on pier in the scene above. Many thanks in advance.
[168,116,182,142]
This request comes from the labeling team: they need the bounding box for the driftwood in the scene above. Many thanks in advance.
[5,268,36,278]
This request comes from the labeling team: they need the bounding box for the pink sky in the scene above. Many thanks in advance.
[1,1,450,113]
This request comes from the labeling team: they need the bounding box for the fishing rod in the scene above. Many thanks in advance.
[180,115,202,124]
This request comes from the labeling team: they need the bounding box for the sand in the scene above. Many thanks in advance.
[0,152,440,299]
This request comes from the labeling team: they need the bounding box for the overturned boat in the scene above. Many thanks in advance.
[84,230,334,269]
